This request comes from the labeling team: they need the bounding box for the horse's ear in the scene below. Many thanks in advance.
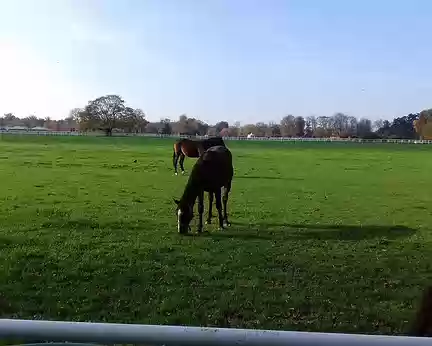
[173,198,180,205]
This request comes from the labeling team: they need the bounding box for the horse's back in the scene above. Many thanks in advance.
[177,138,200,157]
[204,145,232,162]
[202,137,226,150]
[205,144,229,153]
[200,146,233,186]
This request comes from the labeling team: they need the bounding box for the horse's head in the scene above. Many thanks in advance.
[173,198,193,234]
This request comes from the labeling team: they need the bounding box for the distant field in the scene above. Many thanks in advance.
[0,134,432,335]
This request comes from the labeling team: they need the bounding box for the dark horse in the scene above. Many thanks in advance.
[172,137,226,175]
[173,145,233,234]
[410,286,432,337]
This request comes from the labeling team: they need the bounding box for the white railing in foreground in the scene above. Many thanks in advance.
[1,130,432,144]
[0,319,431,345]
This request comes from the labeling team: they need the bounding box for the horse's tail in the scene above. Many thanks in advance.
[197,143,205,157]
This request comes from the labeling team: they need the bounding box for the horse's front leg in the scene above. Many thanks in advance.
[205,192,214,224]
[215,189,224,230]
[197,190,204,233]
[222,183,231,227]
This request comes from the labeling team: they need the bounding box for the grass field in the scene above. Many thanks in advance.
[0,134,432,335]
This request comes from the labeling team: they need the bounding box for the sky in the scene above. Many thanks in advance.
[0,0,431,125]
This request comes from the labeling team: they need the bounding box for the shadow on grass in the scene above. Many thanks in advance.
[204,222,416,241]
[37,217,162,232]
[200,230,275,241]
[235,175,287,180]
[235,175,305,181]
[0,235,42,249]
[36,215,417,242]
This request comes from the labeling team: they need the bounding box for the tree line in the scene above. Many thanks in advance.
[1,94,431,139]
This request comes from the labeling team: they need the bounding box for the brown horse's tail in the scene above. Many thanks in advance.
[197,143,205,157]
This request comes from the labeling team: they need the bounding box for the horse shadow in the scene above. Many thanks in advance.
[235,175,286,180]
[204,222,416,241]
[235,175,305,181]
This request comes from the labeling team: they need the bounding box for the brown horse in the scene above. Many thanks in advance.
[172,137,226,175]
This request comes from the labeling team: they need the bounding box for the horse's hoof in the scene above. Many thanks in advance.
[205,220,211,225]
[174,172,178,176]
[181,171,185,175]
[224,222,231,227]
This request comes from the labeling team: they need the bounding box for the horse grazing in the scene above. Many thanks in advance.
[172,137,226,175]
[173,145,233,234]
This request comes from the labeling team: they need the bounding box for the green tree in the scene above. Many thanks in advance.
[215,121,229,135]
[84,95,126,136]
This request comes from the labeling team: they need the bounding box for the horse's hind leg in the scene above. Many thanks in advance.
[179,154,186,174]
[222,181,231,226]
[215,189,224,230]
[173,151,180,175]
[205,192,214,224]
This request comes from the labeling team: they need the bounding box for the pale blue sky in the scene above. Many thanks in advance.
[0,0,431,124]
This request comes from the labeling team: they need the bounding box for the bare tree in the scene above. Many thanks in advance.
[315,116,332,137]
[306,116,317,133]
[294,116,306,137]
[21,115,39,128]
[280,115,296,136]
[266,122,281,137]
[373,119,385,132]
[240,124,258,136]
[254,122,268,137]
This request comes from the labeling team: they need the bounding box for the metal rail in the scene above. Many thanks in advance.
[0,319,431,345]
[1,130,432,144]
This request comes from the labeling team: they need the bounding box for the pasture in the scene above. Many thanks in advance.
[0,135,431,335]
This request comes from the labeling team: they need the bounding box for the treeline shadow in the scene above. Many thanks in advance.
[203,222,416,242]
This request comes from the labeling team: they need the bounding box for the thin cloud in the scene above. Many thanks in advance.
[69,22,136,45]
[70,23,114,43]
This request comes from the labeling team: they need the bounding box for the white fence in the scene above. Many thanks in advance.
[0,319,431,345]
[1,130,432,144]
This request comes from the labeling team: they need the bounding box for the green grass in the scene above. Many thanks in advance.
[0,134,432,336]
